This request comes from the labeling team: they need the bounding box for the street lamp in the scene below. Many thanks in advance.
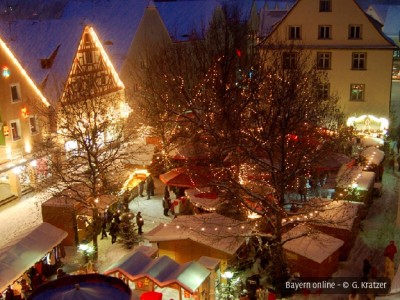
[78,241,94,263]
[222,270,234,299]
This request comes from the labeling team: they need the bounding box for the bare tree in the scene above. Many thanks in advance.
[32,71,139,261]
[135,4,351,296]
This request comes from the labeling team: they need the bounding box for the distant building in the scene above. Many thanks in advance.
[260,0,397,135]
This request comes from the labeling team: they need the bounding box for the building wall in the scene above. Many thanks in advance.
[0,42,47,164]
[264,0,395,121]
[157,239,231,265]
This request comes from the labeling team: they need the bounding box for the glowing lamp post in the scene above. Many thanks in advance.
[78,241,94,264]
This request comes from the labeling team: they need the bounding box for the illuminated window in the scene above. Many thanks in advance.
[319,0,331,12]
[352,52,366,70]
[317,52,331,69]
[349,25,362,39]
[318,25,331,39]
[29,116,38,135]
[84,51,93,64]
[318,84,330,100]
[10,83,21,103]
[350,84,365,101]
[283,52,297,69]
[288,26,301,40]
[10,120,21,141]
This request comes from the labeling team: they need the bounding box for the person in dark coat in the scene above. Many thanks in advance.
[146,177,152,199]
[362,258,372,280]
[109,220,119,244]
[138,180,145,197]
[5,285,15,300]
[136,211,144,234]
[101,219,107,239]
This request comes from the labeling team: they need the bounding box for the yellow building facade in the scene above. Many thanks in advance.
[0,38,50,199]
[263,0,396,133]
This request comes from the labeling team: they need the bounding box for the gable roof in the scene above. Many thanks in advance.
[144,213,251,255]
[260,0,397,48]
[104,251,210,293]
[0,0,148,103]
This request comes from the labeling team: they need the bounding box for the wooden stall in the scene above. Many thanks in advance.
[283,225,344,278]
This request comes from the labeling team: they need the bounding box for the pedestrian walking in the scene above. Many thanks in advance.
[101,219,107,239]
[136,211,144,235]
[146,177,152,199]
[383,240,397,281]
[149,176,155,196]
[138,180,145,197]
[362,257,372,280]
[109,220,119,244]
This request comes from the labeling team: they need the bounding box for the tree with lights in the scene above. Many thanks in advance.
[118,212,139,249]
[136,4,352,297]
[32,27,140,261]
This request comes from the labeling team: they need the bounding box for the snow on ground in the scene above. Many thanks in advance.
[0,168,399,299]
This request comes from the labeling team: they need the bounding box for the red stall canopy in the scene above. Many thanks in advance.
[140,291,162,300]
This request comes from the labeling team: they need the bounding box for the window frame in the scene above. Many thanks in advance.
[10,119,21,141]
[319,0,332,12]
[10,83,21,103]
[350,83,365,101]
[352,52,367,70]
[283,52,297,69]
[349,25,362,39]
[288,26,301,40]
[317,52,331,70]
[318,25,332,40]
[318,84,330,100]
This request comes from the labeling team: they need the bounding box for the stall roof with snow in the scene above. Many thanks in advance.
[360,146,385,166]
[304,199,361,231]
[104,251,210,293]
[336,165,375,191]
[0,222,67,292]
[283,225,344,264]
[144,213,251,256]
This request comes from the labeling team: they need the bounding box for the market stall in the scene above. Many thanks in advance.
[335,165,376,210]
[283,225,344,278]
[104,250,211,300]
[0,222,67,294]
[159,167,210,188]
[185,187,221,213]
[359,146,385,182]
[306,199,361,260]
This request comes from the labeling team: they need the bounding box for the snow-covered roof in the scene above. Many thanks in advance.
[0,0,148,103]
[336,165,375,191]
[197,256,220,271]
[360,146,385,166]
[144,213,251,255]
[156,0,219,42]
[259,1,294,37]
[283,225,344,264]
[365,4,400,36]
[104,251,210,293]
[360,136,384,148]
[307,199,361,231]
[0,222,67,292]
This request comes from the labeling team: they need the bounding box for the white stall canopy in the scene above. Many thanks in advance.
[0,222,67,292]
